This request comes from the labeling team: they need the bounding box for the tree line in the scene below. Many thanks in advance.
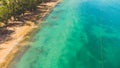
[0,0,52,25]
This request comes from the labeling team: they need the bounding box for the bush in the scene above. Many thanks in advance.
[0,0,52,24]
[0,6,11,24]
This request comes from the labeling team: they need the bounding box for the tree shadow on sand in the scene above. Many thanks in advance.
[0,27,14,44]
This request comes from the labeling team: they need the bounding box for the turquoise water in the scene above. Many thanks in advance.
[10,0,120,68]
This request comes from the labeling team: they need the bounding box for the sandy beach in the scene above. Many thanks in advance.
[0,0,61,68]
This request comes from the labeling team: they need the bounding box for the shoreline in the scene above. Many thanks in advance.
[0,0,61,68]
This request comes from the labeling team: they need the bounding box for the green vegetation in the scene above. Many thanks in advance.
[0,0,52,25]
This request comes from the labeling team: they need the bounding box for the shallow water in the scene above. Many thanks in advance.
[10,0,120,68]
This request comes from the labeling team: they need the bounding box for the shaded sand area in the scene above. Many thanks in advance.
[0,0,61,68]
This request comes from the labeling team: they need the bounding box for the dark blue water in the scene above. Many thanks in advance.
[10,0,120,68]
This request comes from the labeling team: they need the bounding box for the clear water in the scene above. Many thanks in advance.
[10,0,120,68]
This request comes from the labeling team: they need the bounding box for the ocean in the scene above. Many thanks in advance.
[9,0,120,68]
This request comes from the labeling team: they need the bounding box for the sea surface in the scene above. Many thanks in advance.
[9,0,120,68]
